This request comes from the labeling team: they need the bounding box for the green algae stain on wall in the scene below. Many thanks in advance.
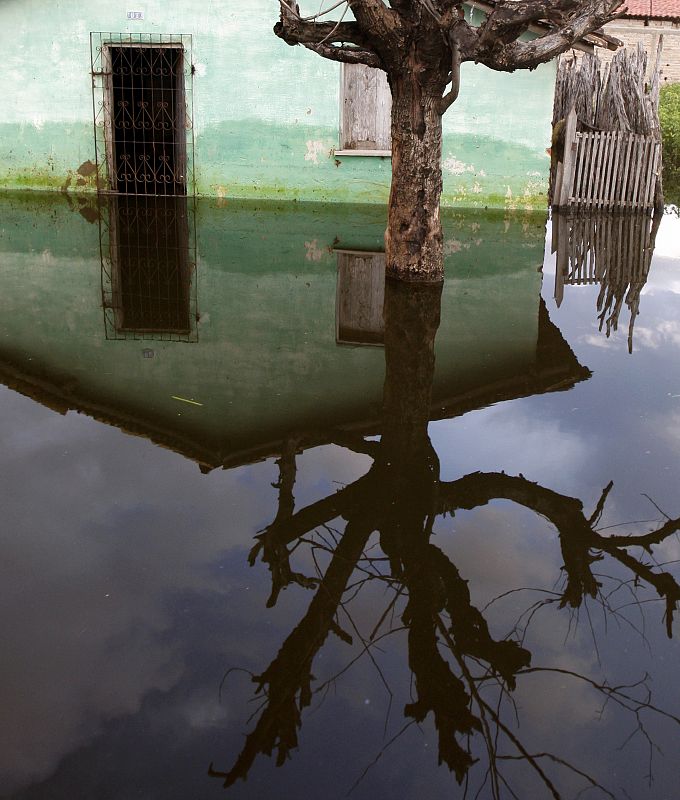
[194,121,549,207]
[0,121,101,193]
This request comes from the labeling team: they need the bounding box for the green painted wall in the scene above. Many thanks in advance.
[0,193,547,464]
[0,1,555,206]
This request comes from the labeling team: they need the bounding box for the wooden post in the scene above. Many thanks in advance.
[554,213,569,307]
[558,108,579,209]
[553,162,564,210]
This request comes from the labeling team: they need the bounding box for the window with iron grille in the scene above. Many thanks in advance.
[90,33,195,196]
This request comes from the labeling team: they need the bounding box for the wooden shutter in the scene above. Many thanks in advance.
[340,64,391,152]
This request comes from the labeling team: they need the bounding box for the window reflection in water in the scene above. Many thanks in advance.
[335,249,386,346]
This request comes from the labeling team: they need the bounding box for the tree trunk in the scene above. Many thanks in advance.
[386,76,445,283]
[381,278,442,460]
[379,278,442,559]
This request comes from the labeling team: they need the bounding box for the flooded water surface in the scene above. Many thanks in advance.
[1,194,679,799]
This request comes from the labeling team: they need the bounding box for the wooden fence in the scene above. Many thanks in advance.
[555,109,661,211]
[551,43,663,211]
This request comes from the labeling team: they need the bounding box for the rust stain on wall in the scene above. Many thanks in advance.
[77,160,97,178]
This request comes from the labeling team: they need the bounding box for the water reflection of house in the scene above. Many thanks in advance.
[0,196,589,472]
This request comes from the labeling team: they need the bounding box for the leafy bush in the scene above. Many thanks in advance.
[660,83,680,206]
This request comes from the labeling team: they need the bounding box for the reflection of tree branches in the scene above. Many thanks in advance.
[497,752,615,800]
[440,472,680,633]
[254,442,320,608]
[220,482,680,797]
[518,665,680,788]
[215,463,680,795]
[210,517,374,787]
[212,282,680,797]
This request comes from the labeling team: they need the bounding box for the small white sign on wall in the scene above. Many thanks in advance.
[127,10,144,20]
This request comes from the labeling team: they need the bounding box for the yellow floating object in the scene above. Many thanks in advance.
[171,396,203,407]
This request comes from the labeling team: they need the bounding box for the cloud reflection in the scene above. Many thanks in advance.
[0,389,276,793]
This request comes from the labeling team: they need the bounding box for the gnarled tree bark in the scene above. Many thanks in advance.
[387,78,445,280]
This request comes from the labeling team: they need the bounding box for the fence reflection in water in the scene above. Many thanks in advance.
[552,211,660,352]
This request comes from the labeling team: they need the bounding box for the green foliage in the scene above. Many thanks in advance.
[665,179,680,210]
[660,83,680,206]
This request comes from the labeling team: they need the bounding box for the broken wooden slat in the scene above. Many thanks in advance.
[619,132,633,209]
[609,131,623,209]
[598,131,614,208]
[643,141,660,212]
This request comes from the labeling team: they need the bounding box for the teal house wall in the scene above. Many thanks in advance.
[0,1,555,207]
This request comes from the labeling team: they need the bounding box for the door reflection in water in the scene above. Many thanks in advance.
[99,195,197,341]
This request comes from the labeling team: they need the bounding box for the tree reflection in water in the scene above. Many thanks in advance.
[210,280,680,799]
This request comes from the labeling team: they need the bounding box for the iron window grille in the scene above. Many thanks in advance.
[90,32,195,197]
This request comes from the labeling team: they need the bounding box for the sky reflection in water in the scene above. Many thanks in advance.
[0,195,679,800]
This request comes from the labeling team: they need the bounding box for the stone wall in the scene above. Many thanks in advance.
[599,19,680,84]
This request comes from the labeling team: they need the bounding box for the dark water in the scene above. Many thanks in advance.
[1,194,679,800]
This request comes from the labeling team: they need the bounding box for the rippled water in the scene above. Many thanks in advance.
[1,194,679,799]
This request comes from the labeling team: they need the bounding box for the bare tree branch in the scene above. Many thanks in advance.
[478,0,599,47]
[275,2,386,67]
[473,1,626,71]
[304,41,384,66]
[348,0,402,29]
[601,516,680,551]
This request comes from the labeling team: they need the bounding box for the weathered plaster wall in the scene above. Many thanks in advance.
[0,1,555,207]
